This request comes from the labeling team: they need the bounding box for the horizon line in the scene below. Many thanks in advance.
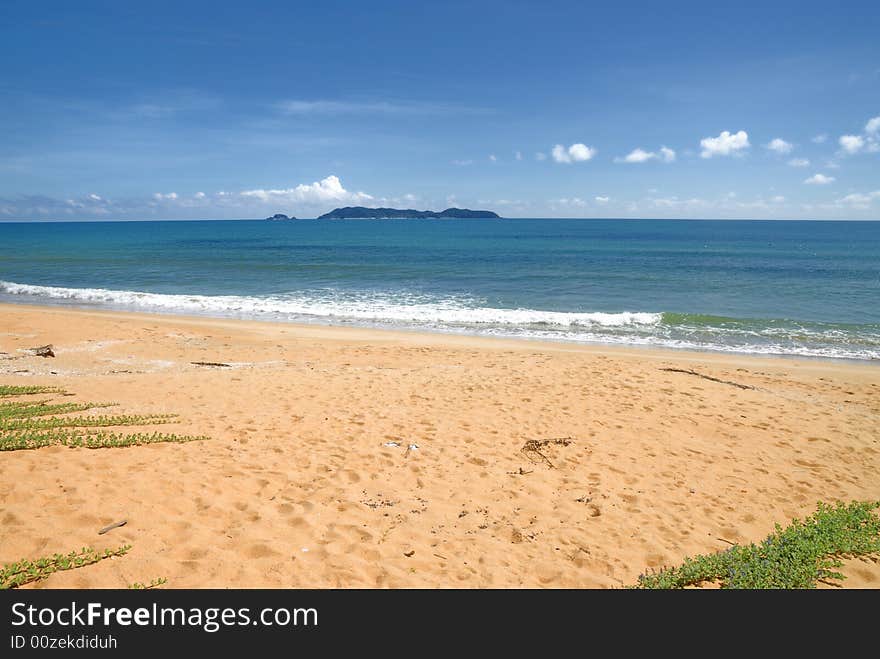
[1,216,879,224]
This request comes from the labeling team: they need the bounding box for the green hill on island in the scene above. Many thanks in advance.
[317,207,501,219]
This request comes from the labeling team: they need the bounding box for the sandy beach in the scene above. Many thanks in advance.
[1,302,878,588]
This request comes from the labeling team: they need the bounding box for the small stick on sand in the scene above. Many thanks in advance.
[191,361,231,368]
[98,520,127,535]
[659,367,755,390]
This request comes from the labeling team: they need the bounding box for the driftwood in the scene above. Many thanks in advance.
[659,367,755,390]
[521,437,574,468]
[190,361,231,368]
[98,520,127,535]
[27,345,55,358]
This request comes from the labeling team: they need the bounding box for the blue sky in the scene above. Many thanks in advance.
[1,0,878,220]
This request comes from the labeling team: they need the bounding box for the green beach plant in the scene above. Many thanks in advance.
[0,384,65,397]
[0,430,208,451]
[128,577,168,590]
[0,413,177,431]
[0,400,116,419]
[0,545,132,589]
[0,385,207,450]
[633,500,880,589]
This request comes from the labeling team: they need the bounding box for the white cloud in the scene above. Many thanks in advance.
[240,175,373,204]
[645,193,791,216]
[568,144,595,161]
[61,193,111,211]
[488,154,497,162]
[832,114,880,155]
[652,196,711,209]
[618,148,654,163]
[803,173,835,185]
[595,196,610,203]
[274,99,488,116]
[787,158,810,167]
[811,134,828,144]
[835,190,880,208]
[552,143,596,163]
[551,197,587,208]
[735,199,771,210]
[766,138,794,154]
[484,198,523,207]
[515,151,523,161]
[0,176,384,219]
[700,130,749,158]
[100,91,222,122]
[616,146,676,163]
[838,134,864,154]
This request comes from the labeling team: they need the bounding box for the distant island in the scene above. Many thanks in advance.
[317,207,501,220]
[265,213,297,221]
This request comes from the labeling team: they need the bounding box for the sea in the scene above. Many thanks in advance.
[1,218,878,361]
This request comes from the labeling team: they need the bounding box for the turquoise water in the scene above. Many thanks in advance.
[1,219,878,360]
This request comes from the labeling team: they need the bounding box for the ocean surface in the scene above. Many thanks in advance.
[1,219,878,361]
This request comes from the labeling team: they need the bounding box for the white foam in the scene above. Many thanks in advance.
[477,326,880,360]
[2,280,876,361]
[0,280,661,328]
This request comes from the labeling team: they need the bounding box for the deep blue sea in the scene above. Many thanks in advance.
[1,219,878,360]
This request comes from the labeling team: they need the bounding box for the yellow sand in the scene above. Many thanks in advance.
[1,303,878,588]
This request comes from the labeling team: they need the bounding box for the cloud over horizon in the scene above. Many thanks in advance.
[804,173,835,185]
[5,113,880,221]
[1,176,378,219]
[551,143,596,163]
[835,190,880,209]
[240,175,373,205]
[700,130,750,158]
[616,146,676,163]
